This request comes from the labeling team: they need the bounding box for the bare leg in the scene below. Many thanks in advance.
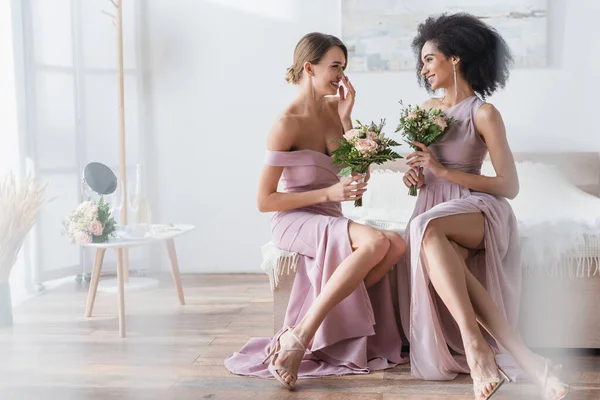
[425,213,567,399]
[272,222,396,387]
[421,213,500,398]
[453,243,569,399]
[364,230,405,289]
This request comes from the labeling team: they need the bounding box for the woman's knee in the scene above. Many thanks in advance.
[421,221,471,260]
[420,221,447,275]
[349,222,390,255]
[366,229,390,256]
[422,220,444,249]
[384,231,406,261]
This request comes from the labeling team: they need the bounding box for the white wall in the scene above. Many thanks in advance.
[142,0,600,273]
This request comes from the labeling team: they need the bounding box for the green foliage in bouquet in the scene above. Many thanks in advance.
[64,196,116,244]
[395,101,455,195]
[94,197,116,243]
[332,119,402,206]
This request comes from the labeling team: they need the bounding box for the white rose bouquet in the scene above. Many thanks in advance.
[64,197,116,244]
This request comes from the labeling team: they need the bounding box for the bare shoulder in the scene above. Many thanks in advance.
[421,97,441,110]
[475,103,504,128]
[474,103,507,143]
[266,113,301,151]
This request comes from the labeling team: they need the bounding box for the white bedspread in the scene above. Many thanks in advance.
[341,161,600,278]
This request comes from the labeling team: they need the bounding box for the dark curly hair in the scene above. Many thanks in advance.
[412,13,513,99]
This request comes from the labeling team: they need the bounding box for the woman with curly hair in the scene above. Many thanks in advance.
[399,13,569,400]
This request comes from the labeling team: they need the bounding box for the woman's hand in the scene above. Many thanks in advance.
[326,174,366,202]
[403,167,424,189]
[406,141,447,178]
[351,170,369,183]
[337,75,356,130]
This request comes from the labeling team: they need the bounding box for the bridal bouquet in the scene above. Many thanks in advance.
[332,119,402,207]
[64,197,116,244]
[395,101,455,196]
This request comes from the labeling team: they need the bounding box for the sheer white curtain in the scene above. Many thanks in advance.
[9,0,146,296]
[1,1,28,305]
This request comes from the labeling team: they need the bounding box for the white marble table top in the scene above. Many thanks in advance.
[81,224,195,249]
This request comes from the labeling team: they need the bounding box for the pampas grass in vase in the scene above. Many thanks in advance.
[0,171,46,326]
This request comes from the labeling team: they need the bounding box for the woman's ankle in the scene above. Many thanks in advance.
[291,324,312,346]
[463,333,492,357]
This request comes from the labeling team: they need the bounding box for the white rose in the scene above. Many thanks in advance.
[84,204,98,219]
[75,231,92,244]
[343,129,361,141]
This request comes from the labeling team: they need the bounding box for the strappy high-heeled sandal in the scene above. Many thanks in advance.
[536,357,570,400]
[471,319,513,399]
[475,316,569,400]
[262,326,307,390]
[472,349,512,400]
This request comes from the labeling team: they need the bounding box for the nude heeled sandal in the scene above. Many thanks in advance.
[262,326,307,390]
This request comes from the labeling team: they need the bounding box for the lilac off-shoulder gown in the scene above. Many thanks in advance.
[397,96,521,381]
[225,149,408,378]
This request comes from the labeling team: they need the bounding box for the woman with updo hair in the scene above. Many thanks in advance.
[225,32,408,390]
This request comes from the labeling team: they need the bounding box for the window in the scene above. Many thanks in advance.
[13,0,145,288]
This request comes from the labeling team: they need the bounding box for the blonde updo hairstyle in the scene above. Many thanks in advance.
[285,32,348,84]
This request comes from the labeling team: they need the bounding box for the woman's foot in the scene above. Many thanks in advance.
[465,339,506,399]
[264,327,307,389]
[528,356,570,400]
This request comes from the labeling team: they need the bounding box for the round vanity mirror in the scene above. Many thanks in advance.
[83,162,118,195]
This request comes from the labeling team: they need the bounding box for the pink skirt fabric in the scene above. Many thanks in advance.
[225,210,408,378]
[399,181,521,380]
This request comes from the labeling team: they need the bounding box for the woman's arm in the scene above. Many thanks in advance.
[406,104,519,199]
[257,167,334,212]
[257,117,366,213]
[442,104,519,199]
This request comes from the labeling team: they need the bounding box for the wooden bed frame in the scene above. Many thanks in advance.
[273,152,600,349]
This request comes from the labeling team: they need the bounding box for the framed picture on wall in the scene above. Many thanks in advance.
[341,0,547,72]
